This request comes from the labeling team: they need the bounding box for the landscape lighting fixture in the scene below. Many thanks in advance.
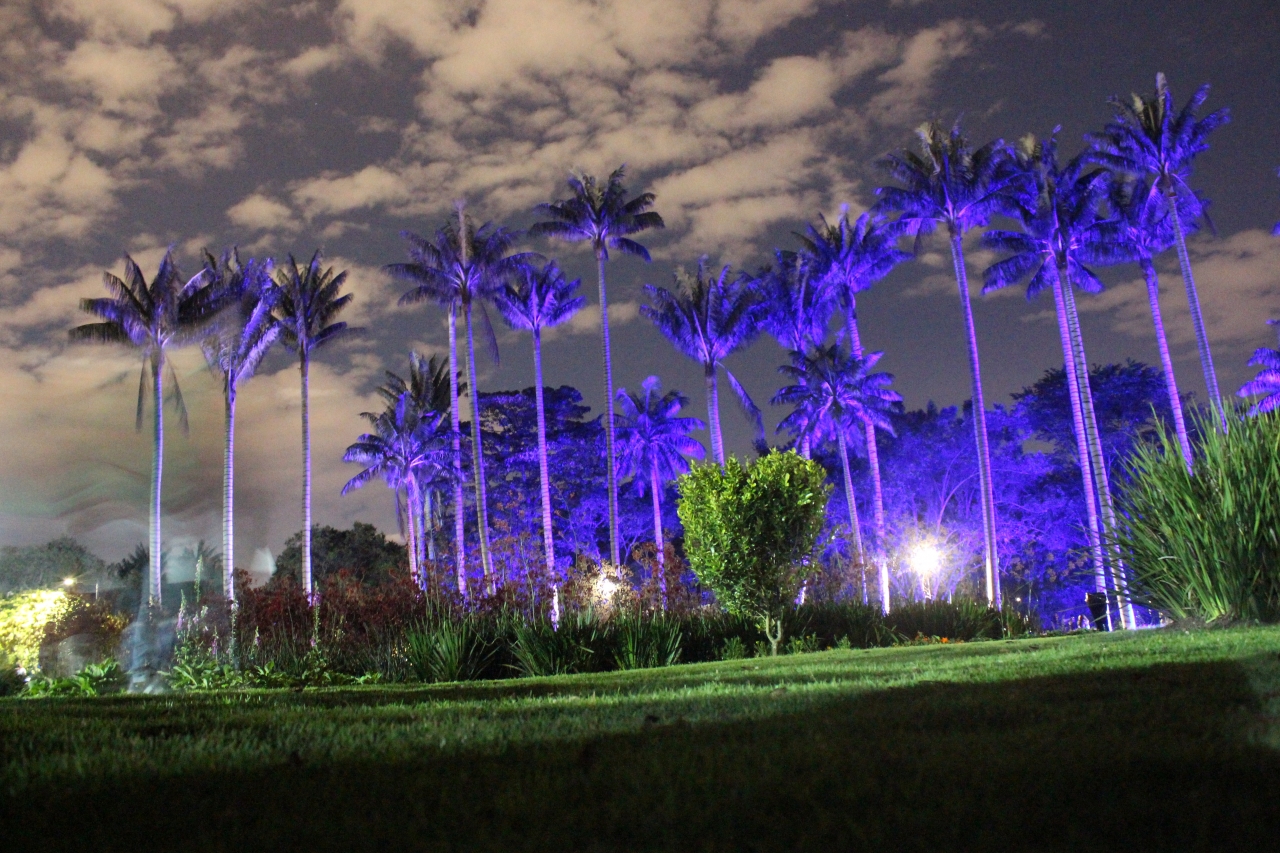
[909,543,943,600]
[62,577,75,587]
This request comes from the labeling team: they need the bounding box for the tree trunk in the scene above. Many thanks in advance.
[844,292,891,613]
[425,488,436,564]
[223,379,236,602]
[1167,191,1225,431]
[650,466,666,610]
[598,252,621,565]
[532,329,558,590]
[300,352,313,597]
[1141,258,1195,466]
[705,362,724,464]
[1050,268,1111,607]
[836,428,866,575]
[463,299,494,581]
[949,233,1000,607]
[448,302,467,598]
[405,478,421,586]
[1062,278,1136,629]
[150,352,164,606]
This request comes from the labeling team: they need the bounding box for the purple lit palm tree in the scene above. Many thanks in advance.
[1238,321,1280,416]
[375,352,456,566]
[202,251,280,602]
[71,251,218,606]
[981,133,1134,628]
[797,209,910,578]
[495,261,585,585]
[1088,73,1230,428]
[773,345,902,610]
[388,209,536,587]
[273,252,358,597]
[614,376,706,607]
[342,397,455,587]
[641,259,764,465]
[874,120,1027,606]
[531,167,664,565]
[1088,177,1200,464]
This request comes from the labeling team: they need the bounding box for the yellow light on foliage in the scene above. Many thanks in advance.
[0,589,70,670]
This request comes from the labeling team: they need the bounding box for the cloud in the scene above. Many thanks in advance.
[226,193,296,232]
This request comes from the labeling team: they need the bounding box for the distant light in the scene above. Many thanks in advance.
[62,577,75,587]
[909,543,942,578]
[595,574,619,601]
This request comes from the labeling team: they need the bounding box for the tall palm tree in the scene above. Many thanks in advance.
[273,252,357,597]
[201,250,280,602]
[773,345,902,610]
[614,376,706,607]
[495,261,585,584]
[71,250,218,607]
[376,353,455,565]
[641,259,764,465]
[389,208,536,586]
[1088,178,1198,464]
[531,166,664,565]
[981,133,1134,628]
[874,119,1027,606]
[1238,320,1280,415]
[1088,73,1230,428]
[798,209,911,583]
[342,397,454,586]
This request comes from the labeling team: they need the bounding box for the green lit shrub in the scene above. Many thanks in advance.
[613,613,682,670]
[677,451,829,655]
[511,611,603,677]
[405,617,496,683]
[1115,409,1280,623]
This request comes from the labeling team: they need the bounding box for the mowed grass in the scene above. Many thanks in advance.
[6,627,1280,851]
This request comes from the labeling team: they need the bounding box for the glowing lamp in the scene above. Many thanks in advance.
[62,577,75,588]
[909,543,942,578]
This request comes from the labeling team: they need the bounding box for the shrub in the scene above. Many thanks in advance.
[405,617,496,683]
[677,451,829,655]
[26,658,125,697]
[511,611,603,677]
[1114,410,1280,623]
[0,589,71,671]
[613,613,682,670]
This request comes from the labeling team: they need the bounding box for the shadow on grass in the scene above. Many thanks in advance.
[5,653,1280,852]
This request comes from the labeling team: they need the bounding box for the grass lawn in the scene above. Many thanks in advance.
[5,626,1280,851]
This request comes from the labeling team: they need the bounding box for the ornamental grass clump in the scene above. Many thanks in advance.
[1114,408,1280,622]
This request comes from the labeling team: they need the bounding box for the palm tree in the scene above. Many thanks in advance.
[981,133,1134,628]
[495,261,585,585]
[874,119,1027,606]
[273,252,358,597]
[342,397,455,586]
[614,376,706,607]
[1088,178,1198,464]
[773,345,901,610]
[531,166,665,565]
[1238,320,1280,415]
[798,208,911,585]
[201,250,280,602]
[1088,73,1230,428]
[70,250,218,607]
[376,353,455,565]
[642,258,764,465]
[389,207,536,586]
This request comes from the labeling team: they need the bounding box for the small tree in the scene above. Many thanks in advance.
[677,450,829,655]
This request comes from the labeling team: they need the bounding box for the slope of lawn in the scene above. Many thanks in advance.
[5,626,1280,851]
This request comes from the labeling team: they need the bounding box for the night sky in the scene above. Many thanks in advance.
[2,0,1277,572]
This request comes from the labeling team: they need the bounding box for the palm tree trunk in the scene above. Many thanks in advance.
[463,299,493,581]
[300,352,313,597]
[598,253,621,565]
[844,292,892,613]
[405,478,421,586]
[1050,270,1111,608]
[835,427,866,578]
[1141,258,1195,466]
[705,363,724,464]
[650,466,666,610]
[223,380,236,602]
[949,233,1000,607]
[448,302,467,597]
[1062,278,1136,629]
[799,435,811,459]
[1167,192,1225,431]
[532,329,557,587]
[425,488,436,564]
[150,353,164,606]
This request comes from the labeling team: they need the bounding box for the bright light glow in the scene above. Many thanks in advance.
[909,543,942,577]
[62,577,75,587]
[595,574,619,601]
